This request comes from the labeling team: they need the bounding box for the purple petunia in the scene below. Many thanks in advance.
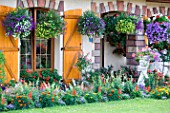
[146,22,170,43]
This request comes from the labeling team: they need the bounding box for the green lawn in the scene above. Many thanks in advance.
[2,98,170,113]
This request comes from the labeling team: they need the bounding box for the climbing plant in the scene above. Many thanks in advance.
[0,51,5,84]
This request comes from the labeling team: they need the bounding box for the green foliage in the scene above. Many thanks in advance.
[150,86,170,99]
[116,19,135,34]
[123,80,133,94]
[107,88,122,101]
[0,51,5,84]
[84,92,99,103]
[112,78,122,90]
[41,69,61,84]
[3,7,33,39]
[103,14,126,55]
[61,93,77,105]
[39,91,58,107]
[78,10,105,38]
[20,69,61,85]
[36,10,65,39]
[13,95,34,109]
[75,53,91,72]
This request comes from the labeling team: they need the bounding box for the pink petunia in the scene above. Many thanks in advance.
[132,53,136,58]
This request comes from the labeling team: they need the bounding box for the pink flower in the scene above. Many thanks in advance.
[26,69,30,73]
[132,53,136,58]
[86,58,89,61]
[139,54,143,56]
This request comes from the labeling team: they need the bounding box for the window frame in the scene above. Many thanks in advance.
[20,7,55,72]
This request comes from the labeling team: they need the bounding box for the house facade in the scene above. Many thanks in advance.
[0,0,170,82]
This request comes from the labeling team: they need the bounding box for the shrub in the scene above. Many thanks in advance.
[84,92,99,103]
[107,88,122,101]
[39,91,58,108]
[13,95,34,109]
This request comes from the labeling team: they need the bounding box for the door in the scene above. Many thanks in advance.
[63,9,82,83]
[0,5,19,82]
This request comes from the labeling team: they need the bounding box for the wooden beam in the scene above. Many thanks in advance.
[146,0,170,3]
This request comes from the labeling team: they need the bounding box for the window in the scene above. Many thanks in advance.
[20,8,54,71]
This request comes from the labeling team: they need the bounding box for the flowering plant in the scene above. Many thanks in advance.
[104,14,126,55]
[0,52,5,85]
[3,8,33,39]
[132,47,161,62]
[78,11,105,38]
[75,53,92,72]
[146,15,170,43]
[36,10,65,39]
[115,13,139,34]
[151,86,170,99]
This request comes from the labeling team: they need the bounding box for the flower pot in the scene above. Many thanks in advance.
[89,38,93,42]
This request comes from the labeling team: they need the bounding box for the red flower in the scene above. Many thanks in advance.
[28,92,32,100]
[72,89,77,96]
[26,69,31,73]
[156,15,160,18]
[98,86,101,92]
[118,89,122,94]
[1,97,5,104]
[147,69,152,73]
[157,72,163,77]
[135,85,139,91]
[147,86,151,92]
[39,74,42,78]
[168,16,170,20]
[154,69,157,72]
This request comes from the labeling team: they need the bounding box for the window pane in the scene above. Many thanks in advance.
[36,38,52,69]
[20,35,32,69]
[36,55,40,69]
[47,55,51,68]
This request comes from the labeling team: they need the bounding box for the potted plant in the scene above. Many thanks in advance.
[78,10,105,42]
[104,13,140,56]
[3,8,33,39]
[35,10,65,39]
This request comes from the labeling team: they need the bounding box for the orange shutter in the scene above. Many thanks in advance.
[0,5,18,82]
[63,9,82,83]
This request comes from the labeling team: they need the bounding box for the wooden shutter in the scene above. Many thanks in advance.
[0,5,19,82]
[63,9,82,83]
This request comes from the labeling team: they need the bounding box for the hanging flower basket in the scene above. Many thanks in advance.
[35,10,65,39]
[3,8,33,39]
[78,10,105,42]
[146,15,170,44]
